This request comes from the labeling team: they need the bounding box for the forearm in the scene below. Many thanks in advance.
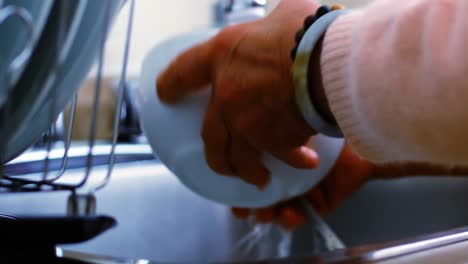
[313,0,468,165]
[373,162,468,179]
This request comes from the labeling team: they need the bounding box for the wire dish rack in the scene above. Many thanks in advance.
[0,0,156,261]
[0,0,134,193]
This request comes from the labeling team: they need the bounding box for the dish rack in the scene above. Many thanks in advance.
[0,0,155,261]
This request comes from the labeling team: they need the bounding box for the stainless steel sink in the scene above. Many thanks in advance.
[326,176,468,247]
[0,160,296,262]
[2,152,468,262]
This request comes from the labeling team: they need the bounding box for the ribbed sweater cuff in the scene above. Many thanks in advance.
[321,11,384,161]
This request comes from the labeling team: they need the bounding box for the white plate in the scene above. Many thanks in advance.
[0,0,53,104]
[138,30,345,208]
[1,0,123,162]
[0,0,85,162]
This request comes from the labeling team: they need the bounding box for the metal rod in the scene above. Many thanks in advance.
[95,0,135,192]
[38,0,88,184]
[41,94,77,183]
[41,124,54,180]
[42,0,73,181]
[5,144,154,175]
[74,0,113,190]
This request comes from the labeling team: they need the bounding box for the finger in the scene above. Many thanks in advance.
[324,160,370,212]
[229,133,270,189]
[272,146,319,169]
[306,188,329,216]
[156,40,214,103]
[269,107,317,146]
[255,207,276,223]
[231,207,250,219]
[278,203,308,230]
[202,102,232,175]
[244,107,314,151]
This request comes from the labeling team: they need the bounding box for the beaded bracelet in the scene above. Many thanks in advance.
[291,5,347,138]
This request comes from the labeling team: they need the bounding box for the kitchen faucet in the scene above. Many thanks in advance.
[213,0,267,26]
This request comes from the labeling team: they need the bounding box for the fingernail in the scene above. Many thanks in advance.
[302,147,319,168]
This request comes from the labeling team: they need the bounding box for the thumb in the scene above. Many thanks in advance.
[156,40,214,103]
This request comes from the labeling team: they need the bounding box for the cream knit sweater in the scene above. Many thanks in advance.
[321,0,468,164]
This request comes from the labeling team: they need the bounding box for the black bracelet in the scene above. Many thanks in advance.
[291,4,344,61]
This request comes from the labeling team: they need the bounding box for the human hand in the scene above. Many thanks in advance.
[157,0,320,189]
[231,143,373,229]
[231,144,468,230]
